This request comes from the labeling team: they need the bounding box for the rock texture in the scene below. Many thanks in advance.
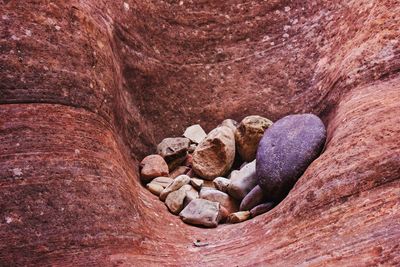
[192,126,236,180]
[0,1,399,266]
[139,155,169,183]
[227,161,258,200]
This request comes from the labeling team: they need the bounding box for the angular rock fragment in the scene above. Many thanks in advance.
[165,188,187,214]
[150,177,174,188]
[235,115,273,162]
[200,188,238,214]
[181,184,199,206]
[139,155,169,183]
[227,160,258,200]
[250,202,274,218]
[179,199,220,228]
[213,177,231,193]
[169,166,191,179]
[159,175,190,201]
[240,185,267,211]
[183,124,207,144]
[192,126,235,180]
[190,178,204,190]
[257,114,326,201]
[227,211,251,224]
[157,137,190,171]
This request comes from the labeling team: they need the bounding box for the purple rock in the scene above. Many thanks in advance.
[256,114,326,201]
[239,185,266,211]
[250,202,274,217]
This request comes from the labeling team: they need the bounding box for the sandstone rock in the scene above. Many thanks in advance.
[190,178,204,190]
[182,184,199,206]
[235,115,273,162]
[184,154,193,167]
[146,183,164,196]
[250,202,274,218]
[179,199,220,228]
[169,166,191,179]
[159,175,190,201]
[227,211,251,224]
[165,188,187,214]
[192,126,236,180]
[188,144,197,153]
[240,185,267,211]
[257,114,327,201]
[203,180,216,189]
[183,124,207,144]
[219,119,238,133]
[219,206,230,223]
[200,188,238,214]
[227,160,258,200]
[151,177,174,188]
[213,177,231,193]
[157,137,190,171]
[139,155,169,183]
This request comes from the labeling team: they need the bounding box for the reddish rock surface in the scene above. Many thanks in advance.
[0,1,399,266]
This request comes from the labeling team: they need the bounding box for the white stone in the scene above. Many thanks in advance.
[183,124,207,144]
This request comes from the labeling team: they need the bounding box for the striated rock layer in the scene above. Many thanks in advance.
[0,0,399,266]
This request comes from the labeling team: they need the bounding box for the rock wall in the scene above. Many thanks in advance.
[0,0,399,266]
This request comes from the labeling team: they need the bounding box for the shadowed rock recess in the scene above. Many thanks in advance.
[0,0,399,266]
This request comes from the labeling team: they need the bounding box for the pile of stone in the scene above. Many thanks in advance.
[139,114,326,228]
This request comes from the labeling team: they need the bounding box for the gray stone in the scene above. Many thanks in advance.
[250,202,274,218]
[239,185,267,211]
[181,184,199,206]
[183,124,207,144]
[157,137,190,171]
[227,160,258,200]
[235,115,273,162]
[179,199,221,228]
[213,177,231,193]
[192,126,236,180]
[200,188,238,214]
[257,114,326,201]
[159,175,190,201]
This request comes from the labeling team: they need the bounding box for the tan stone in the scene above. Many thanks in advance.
[227,211,251,224]
[159,175,190,201]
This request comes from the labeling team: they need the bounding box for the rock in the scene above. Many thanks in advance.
[146,183,164,196]
[179,199,221,228]
[139,155,169,183]
[227,211,251,224]
[184,154,193,167]
[188,144,197,153]
[227,160,258,200]
[159,175,190,201]
[157,137,190,171]
[192,126,236,180]
[186,169,196,178]
[200,188,238,214]
[250,202,274,218]
[182,184,199,206]
[165,188,187,214]
[257,114,326,201]
[213,177,231,193]
[169,166,191,179]
[151,177,174,188]
[240,185,267,211]
[235,115,273,162]
[203,180,216,189]
[219,206,230,223]
[219,119,238,133]
[190,178,204,190]
[183,124,207,144]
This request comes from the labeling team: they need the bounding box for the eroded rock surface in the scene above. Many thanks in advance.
[1,1,399,266]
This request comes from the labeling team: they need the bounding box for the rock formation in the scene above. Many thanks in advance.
[0,0,399,266]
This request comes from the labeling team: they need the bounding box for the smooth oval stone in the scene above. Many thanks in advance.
[256,114,326,201]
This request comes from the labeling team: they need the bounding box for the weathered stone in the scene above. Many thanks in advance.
[146,183,164,196]
[169,166,191,179]
[157,137,190,170]
[188,144,197,153]
[159,175,190,201]
[257,114,327,201]
[200,188,238,214]
[182,184,199,206]
[151,177,174,188]
[219,206,230,223]
[192,126,236,180]
[240,185,267,211]
[179,199,220,228]
[184,154,193,167]
[165,188,187,214]
[190,178,204,190]
[203,180,216,189]
[227,160,258,200]
[227,211,251,224]
[250,202,274,218]
[183,124,207,144]
[219,119,238,133]
[235,115,273,162]
[139,155,169,183]
[213,177,231,193]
